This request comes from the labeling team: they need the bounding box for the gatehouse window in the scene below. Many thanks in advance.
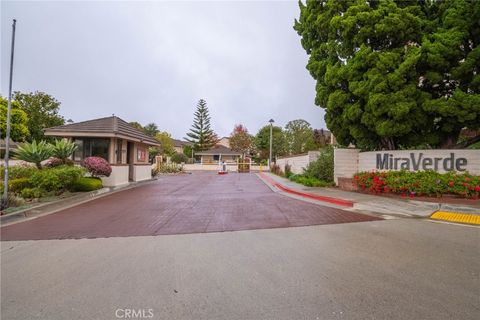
[73,138,110,161]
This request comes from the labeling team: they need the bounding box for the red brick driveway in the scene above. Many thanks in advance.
[1,172,381,241]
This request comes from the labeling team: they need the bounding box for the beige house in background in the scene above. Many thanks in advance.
[172,139,192,154]
[44,116,160,187]
[195,145,242,164]
[217,137,230,148]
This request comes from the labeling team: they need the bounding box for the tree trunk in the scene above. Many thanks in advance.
[380,137,396,150]
[439,130,461,149]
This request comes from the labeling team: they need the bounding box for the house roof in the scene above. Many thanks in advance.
[172,139,192,147]
[44,116,160,146]
[195,145,242,156]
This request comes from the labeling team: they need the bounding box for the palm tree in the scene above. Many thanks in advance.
[14,140,53,169]
[51,139,77,164]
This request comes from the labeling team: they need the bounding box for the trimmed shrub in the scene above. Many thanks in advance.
[21,187,44,199]
[353,170,480,199]
[70,177,103,192]
[8,178,32,193]
[30,166,85,192]
[171,152,188,164]
[0,165,37,180]
[82,157,112,177]
[289,174,334,187]
[303,146,334,182]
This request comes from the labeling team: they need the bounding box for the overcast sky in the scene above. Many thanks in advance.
[1,0,326,139]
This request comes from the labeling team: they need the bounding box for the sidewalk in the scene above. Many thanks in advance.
[0,178,158,227]
[258,172,480,221]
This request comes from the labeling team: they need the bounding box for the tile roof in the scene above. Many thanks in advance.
[195,145,242,156]
[172,139,192,147]
[44,116,160,146]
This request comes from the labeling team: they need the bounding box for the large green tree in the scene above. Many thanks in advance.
[13,91,64,142]
[255,125,287,160]
[284,119,317,154]
[155,131,175,156]
[0,96,30,142]
[143,123,159,137]
[185,99,216,151]
[129,121,144,131]
[294,0,480,150]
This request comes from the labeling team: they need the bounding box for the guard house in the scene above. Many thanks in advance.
[44,116,160,186]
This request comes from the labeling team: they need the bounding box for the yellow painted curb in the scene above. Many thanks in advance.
[431,211,480,225]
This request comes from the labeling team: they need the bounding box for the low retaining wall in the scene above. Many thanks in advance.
[102,165,129,187]
[276,151,320,174]
[133,165,152,182]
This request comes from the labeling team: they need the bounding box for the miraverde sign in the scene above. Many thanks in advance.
[376,152,467,171]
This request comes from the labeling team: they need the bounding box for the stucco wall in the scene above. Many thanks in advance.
[133,165,152,182]
[101,165,129,187]
[333,149,360,184]
[276,151,321,174]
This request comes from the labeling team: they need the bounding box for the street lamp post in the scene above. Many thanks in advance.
[268,119,274,168]
[2,19,17,210]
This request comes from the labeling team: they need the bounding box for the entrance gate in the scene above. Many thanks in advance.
[237,157,251,173]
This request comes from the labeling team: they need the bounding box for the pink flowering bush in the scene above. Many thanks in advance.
[82,157,112,177]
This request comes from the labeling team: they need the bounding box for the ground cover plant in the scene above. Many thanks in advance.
[353,171,480,199]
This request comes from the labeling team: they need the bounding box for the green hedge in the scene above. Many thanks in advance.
[30,165,85,192]
[0,165,37,179]
[8,178,32,193]
[353,171,480,199]
[70,177,103,192]
[289,174,334,187]
[21,187,44,199]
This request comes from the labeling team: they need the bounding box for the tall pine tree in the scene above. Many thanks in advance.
[185,99,216,151]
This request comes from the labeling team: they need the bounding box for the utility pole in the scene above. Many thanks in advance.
[2,19,17,210]
[268,119,274,168]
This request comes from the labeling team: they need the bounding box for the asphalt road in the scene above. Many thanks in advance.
[1,173,479,319]
[1,219,478,320]
[1,173,379,241]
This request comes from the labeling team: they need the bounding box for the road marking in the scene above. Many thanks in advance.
[430,211,480,225]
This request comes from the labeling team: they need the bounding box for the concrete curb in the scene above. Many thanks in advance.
[0,178,158,227]
[257,172,354,207]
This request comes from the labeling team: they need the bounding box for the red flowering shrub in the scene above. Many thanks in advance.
[45,157,74,168]
[82,157,112,177]
[353,171,480,199]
